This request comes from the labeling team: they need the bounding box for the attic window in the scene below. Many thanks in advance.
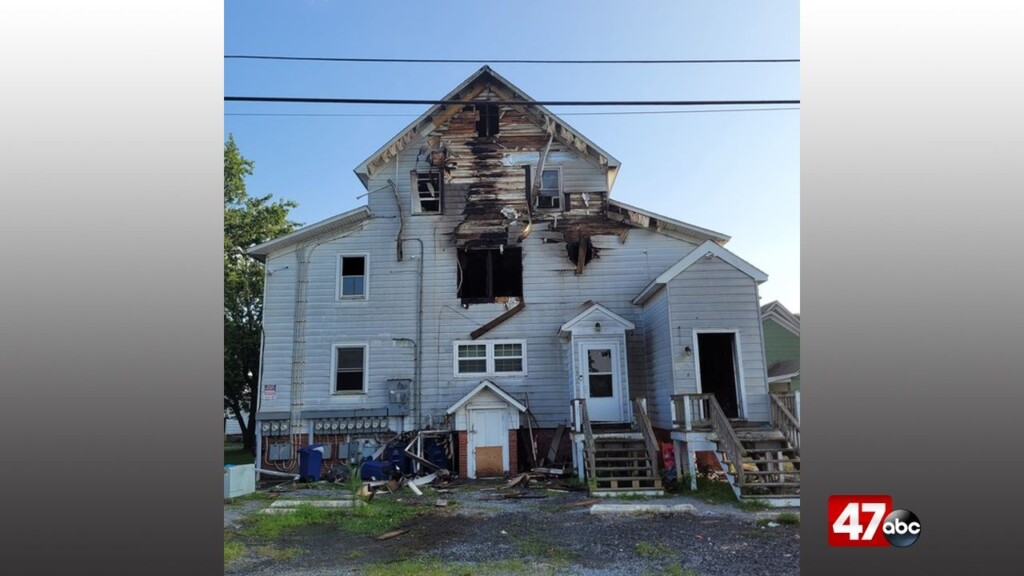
[412,169,443,214]
[457,246,522,304]
[475,103,499,137]
[536,167,561,210]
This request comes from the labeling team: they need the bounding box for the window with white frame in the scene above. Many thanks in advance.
[333,345,367,393]
[338,255,366,299]
[537,167,561,210]
[454,341,526,376]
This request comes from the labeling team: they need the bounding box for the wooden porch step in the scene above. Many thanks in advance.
[594,456,651,462]
[740,470,801,476]
[744,447,797,453]
[739,482,801,488]
[593,465,652,473]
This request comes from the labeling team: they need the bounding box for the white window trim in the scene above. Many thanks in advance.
[537,166,562,210]
[453,340,528,378]
[331,343,369,395]
[336,253,369,301]
[411,169,444,215]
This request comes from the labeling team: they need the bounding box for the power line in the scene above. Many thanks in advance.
[225,97,799,106]
[225,107,800,118]
[225,55,799,65]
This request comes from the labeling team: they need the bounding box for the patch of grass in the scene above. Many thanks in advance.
[690,477,738,504]
[665,567,697,576]
[241,505,340,540]
[223,539,245,566]
[224,491,272,505]
[634,541,676,559]
[225,442,254,466]
[345,550,365,560]
[339,498,419,535]
[775,512,800,525]
[255,545,301,561]
[736,499,771,512]
[513,534,578,563]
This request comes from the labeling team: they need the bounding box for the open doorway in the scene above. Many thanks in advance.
[696,332,742,418]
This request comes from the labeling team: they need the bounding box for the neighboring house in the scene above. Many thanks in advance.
[760,301,800,393]
[249,67,799,503]
[224,409,249,438]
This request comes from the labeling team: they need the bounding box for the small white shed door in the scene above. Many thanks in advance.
[468,408,508,478]
[581,342,624,422]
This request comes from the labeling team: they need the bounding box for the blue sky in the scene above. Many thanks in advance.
[225,1,800,312]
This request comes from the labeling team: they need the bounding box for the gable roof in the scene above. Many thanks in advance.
[353,66,621,190]
[246,206,371,261]
[559,301,636,335]
[446,380,527,415]
[632,240,769,305]
[761,300,800,337]
[767,359,801,382]
[607,199,730,245]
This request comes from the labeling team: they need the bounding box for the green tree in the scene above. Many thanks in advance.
[224,135,297,453]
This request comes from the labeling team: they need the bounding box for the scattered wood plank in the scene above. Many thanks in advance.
[532,467,566,476]
[376,529,410,541]
[503,473,529,489]
[411,472,437,487]
[546,424,565,464]
[570,499,601,508]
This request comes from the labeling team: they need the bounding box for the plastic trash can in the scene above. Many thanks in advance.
[297,444,325,482]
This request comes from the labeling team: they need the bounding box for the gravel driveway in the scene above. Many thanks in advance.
[224,479,799,576]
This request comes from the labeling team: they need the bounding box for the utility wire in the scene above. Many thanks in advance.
[225,97,799,106]
[225,55,799,65]
[225,106,800,118]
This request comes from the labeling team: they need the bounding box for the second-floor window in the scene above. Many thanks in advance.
[537,167,561,210]
[457,246,522,304]
[413,169,443,214]
[338,255,366,300]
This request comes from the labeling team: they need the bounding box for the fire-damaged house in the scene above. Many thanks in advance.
[248,67,800,504]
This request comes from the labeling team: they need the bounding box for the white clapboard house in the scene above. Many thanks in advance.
[248,67,799,504]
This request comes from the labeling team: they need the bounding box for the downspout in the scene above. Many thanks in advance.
[402,238,425,429]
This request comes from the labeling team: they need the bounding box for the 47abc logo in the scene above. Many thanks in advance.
[828,495,921,547]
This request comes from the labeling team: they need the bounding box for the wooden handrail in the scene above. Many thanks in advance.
[769,393,801,454]
[571,398,596,480]
[704,395,746,486]
[632,398,660,476]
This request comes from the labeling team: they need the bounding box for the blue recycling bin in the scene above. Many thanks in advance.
[297,444,324,482]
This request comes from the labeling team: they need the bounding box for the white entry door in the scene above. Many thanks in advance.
[467,408,508,478]
[580,342,624,422]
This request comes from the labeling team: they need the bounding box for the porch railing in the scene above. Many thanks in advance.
[769,393,801,455]
[570,398,596,480]
[670,393,712,431]
[671,393,746,486]
[632,398,660,476]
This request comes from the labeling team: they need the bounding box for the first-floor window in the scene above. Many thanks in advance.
[334,346,366,393]
[455,341,526,376]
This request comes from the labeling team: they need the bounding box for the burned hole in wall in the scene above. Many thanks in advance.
[567,237,597,267]
[457,246,522,304]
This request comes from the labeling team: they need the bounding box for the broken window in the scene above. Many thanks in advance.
[338,255,366,299]
[412,169,443,214]
[475,103,499,137]
[537,167,561,210]
[457,246,522,304]
[333,345,366,393]
[455,341,526,376]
